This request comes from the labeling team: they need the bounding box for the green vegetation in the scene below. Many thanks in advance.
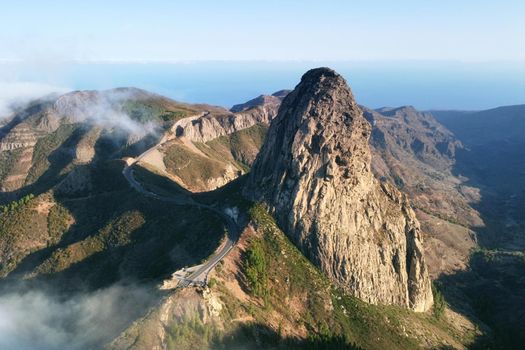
[0,148,24,183]
[36,210,146,274]
[208,277,218,288]
[211,323,364,350]
[164,202,388,349]
[448,248,525,348]
[33,187,225,287]
[391,173,405,189]
[193,141,248,174]
[0,160,225,289]
[431,282,446,320]
[475,247,525,262]
[0,194,34,214]
[47,202,72,245]
[230,203,424,350]
[182,202,476,350]
[26,123,79,185]
[243,241,268,297]
[121,100,197,123]
[206,123,268,168]
[223,123,268,161]
[0,194,50,276]
[164,143,229,190]
[160,124,268,192]
[166,314,221,350]
[29,162,225,288]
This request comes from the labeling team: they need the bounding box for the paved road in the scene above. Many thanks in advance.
[121,114,239,288]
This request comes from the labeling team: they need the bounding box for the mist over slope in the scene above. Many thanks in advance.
[0,284,155,350]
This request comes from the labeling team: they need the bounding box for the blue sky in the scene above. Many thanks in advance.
[0,1,524,110]
[1,0,524,62]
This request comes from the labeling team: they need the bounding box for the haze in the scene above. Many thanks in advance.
[1,1,524,62]
[1,1,524,110]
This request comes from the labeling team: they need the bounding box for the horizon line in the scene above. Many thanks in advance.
[2,58,525,65]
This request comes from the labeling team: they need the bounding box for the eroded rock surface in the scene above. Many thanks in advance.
[244,67,433,311]
[175,92,286,143]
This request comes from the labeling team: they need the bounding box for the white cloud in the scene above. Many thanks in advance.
[0,285,154,350]
[0,81,159,138]
[0,81,69,118]
[54,88,160,137]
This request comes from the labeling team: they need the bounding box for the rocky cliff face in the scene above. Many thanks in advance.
[244,68,433,311]
[175,91,287,143]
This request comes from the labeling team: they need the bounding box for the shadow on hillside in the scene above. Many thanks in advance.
[0,158,249,350]
[212,323,364,350]
[0,125,162,205]
[435,142,525,349]
[2,161,245,296]
[0,125,88,203]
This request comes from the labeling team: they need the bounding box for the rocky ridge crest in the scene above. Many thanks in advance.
[175,91,287,143]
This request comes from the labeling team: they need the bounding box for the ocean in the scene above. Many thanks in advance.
[1,61,524,110]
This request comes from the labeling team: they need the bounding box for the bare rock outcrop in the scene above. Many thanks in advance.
[230,90,289,113]
[0,123,42,151]
[175,91,287,143]
[244,68,433,311]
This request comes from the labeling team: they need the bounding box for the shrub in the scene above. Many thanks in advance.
[432,282,446,320]
[243,241,267,297]
[47,202,71,244]
[0,194,35,214]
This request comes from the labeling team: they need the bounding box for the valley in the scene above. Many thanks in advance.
[122,137,240,289]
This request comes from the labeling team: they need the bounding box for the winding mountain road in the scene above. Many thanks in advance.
[122,113,239,288]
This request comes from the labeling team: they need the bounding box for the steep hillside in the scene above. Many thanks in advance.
[432,105,525,202]
[158,124,268,192]
[432,106,525,348]
[143,91,285,192]
[0,159,229,350]
[0,88,211,197]
[175,91,283,143]
[364,106,476,224]
[0,87,240,288]
[160,96,482,279]
[0,160,225,290]
[363,107,480,276]
[432,105,525,146]
[110,201,479,350]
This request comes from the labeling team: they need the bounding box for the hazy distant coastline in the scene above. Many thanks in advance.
[1,61,524,110]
